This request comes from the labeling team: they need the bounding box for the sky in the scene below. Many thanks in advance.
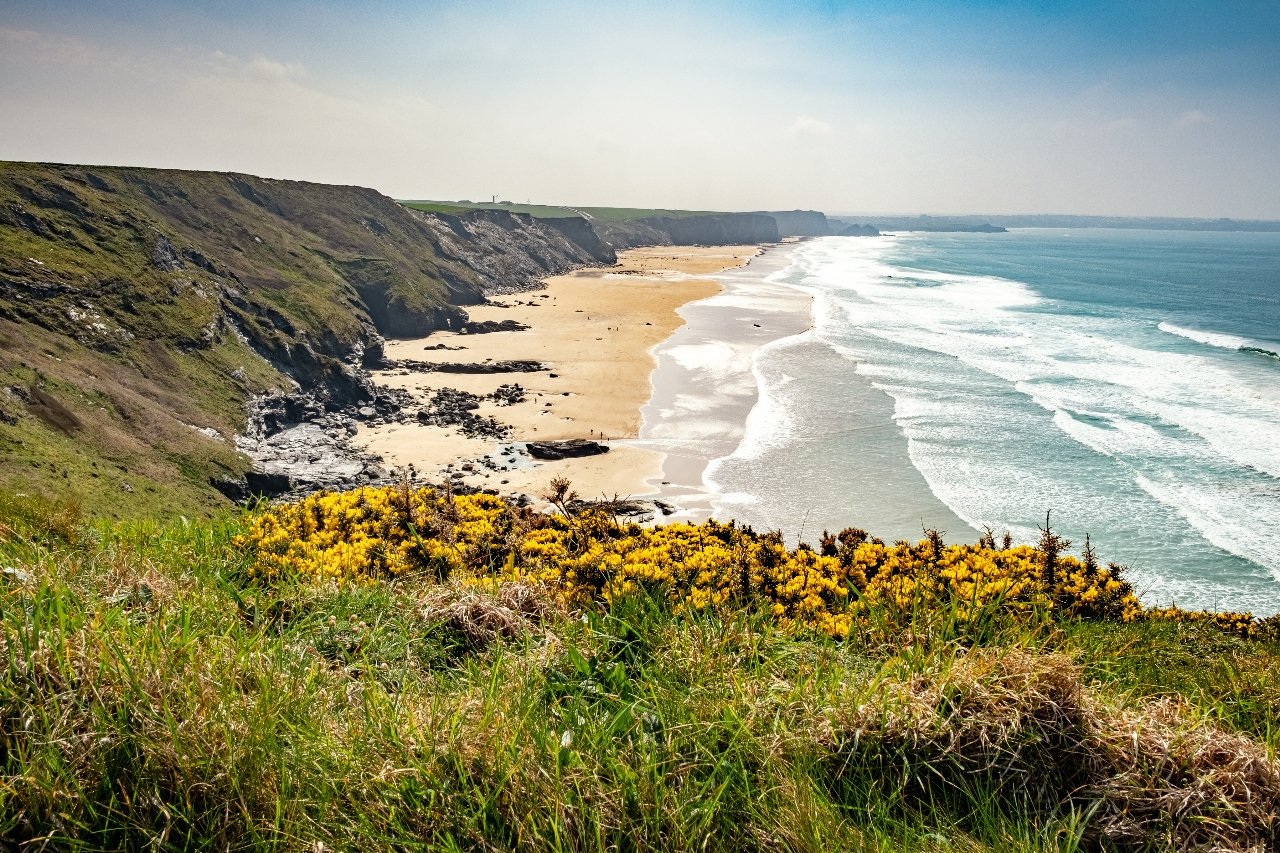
[2,1,1279,218]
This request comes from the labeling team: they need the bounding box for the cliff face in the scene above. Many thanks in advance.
[539,216,616,264]
[593,213,780,249]
[0,162,611,515]
[755,210,832,237]
[410,208,616,300]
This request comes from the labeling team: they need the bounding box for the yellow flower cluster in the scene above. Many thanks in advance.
[239,486,1274,639]
[1142,606,1273,640]
[239,486,514,583]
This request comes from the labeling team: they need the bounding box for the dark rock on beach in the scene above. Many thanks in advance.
[491,383,526,406]
[526,439,610,461]
[416,387,511,440]
[459,319,530,334]
[388,359,545,374]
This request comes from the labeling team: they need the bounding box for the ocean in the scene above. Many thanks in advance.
[695,230,1280,615]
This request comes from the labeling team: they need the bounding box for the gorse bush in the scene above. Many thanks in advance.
[240,484,1275,640]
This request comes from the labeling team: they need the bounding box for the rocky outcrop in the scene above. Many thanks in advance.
[839,223,881,237]
[526,439,610,460]
[834,216,1007,234]
[411,207,617,295]
[384,359,545,374]
[460,319,530,334]
[415,387,510,440]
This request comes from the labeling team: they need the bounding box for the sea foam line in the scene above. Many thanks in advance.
[1158,322,1280,360]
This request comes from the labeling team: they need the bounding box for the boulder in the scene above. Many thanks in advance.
[525,439,609,461]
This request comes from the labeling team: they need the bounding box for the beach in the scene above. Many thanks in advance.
[355,245,760,505]
[634,243,817,520]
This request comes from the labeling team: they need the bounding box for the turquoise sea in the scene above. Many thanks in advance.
[703,230,1280,615]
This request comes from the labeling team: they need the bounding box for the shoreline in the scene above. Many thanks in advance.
[634,242,816,520]
[354,245,761,508]
[639,235,979,545]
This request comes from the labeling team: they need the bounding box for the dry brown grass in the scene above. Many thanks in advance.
[418,580,564,650]
[825,648,1280,851]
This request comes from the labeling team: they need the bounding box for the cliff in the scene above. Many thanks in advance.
[408,209,614,311]
[0,162,611,515]
[593,212,779,249]
[755,209,832,237]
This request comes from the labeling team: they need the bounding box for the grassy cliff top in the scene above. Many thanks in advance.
[3,486,1278,851]
[400,199,720,221]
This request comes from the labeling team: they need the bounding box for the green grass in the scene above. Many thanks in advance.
[574,206,718,222]
[400,200,585,219]
[398,200,722,222]
[3,494,1278,850]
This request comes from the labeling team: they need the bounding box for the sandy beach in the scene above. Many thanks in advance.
[355,245,760,505]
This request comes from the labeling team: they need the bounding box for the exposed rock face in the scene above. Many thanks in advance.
[755,210,833,237]
[594,213,781,249]
[656,214,779,246]
[410,207,617,295]
[230,420,382,498]
[526,439,610,460]
[540,216,615,264]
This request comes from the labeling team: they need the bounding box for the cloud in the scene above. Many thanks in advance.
[1174,109,1210,128]
[245,56,308,82]
[786,114,833,138]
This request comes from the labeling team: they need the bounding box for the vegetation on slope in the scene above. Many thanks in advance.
[398,201,718,221]
[3,486,1278,851]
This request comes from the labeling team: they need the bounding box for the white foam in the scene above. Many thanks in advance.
[703,336,815,488]
[1135,474,1280,585]
[815,235,1280,487]
[1158,321,1254,352]
[666,341,751,376]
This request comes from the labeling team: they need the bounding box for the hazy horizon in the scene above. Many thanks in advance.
[3,1,1278,219]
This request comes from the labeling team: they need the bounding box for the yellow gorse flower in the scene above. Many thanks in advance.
[236,485,1271,639]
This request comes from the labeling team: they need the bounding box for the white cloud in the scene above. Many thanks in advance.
[786,114,833,138]
[245,56,308,82]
